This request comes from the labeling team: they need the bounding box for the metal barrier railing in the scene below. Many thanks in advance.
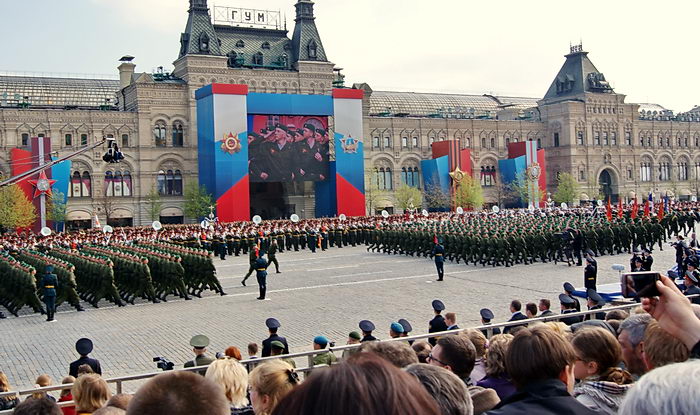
[0,295,694,413]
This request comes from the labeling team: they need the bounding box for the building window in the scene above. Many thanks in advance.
[412,136,418,147]
[481,137,487,148]
[593,131,600,146]
[602,132,608,146]
[172,123,184,147]
[105,170,132,197]
[695,162,700,180]
[627,168,633,180]
[480,166,496,187]
[21,133,29,146]
[490,137,495,148]
[383,135,391,148]
[646,136,651,147]
[154,122,167,147]
[121,134,129,148]
[464,137,471,147]
[579,170,586,181]
[401,167,420,188]
[69,171,91,197]
[374,167,392,190]
[640,162,651,182]
[253,52,263,65]
[639,133,645,147]
[665,136,670,147]
[384,168,393,190]
[372,136,380,149]
[307,40,318,60]
[679,162,688,181]
[659,162,670,181]
[65,133,72,146]
[611,132,617,146]
[401,136,408,148]
[158,169,183,196]
[576,131,584,146]
[80,134,88,146]
[625,131,631,146]
[553,133,560,147]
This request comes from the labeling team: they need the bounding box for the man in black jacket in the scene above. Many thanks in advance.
[68,338,102,377]
[428,299,448,346]
[261,318,289,357]
[503,300,527,334]
[484,326,598,415]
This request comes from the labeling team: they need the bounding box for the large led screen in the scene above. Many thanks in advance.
[249,115,330,182]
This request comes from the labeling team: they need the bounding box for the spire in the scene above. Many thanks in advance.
[179,0,221,58]
[291,0,327,63]
[542,45,614,101]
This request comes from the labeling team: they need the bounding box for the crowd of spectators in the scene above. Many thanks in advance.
[1,274,699,414]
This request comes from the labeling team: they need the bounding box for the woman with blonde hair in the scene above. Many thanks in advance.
[571,327,634,415]
[30,374,56,401]
[205,358,253,414]
[477,334,517,400]
[249,360,298,415]
[0,372,19,410]
[72,374,111,415]
[58,376,77,415]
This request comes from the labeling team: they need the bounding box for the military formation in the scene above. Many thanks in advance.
[1,201,699,318]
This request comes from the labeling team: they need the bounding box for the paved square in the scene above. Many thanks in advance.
[0,245,676,390]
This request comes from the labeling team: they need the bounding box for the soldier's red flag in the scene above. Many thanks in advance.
[658,200,664,220]
[631,198,638,219]
[643,200,650,217]
[606,198,613,222]
[617,199,623,219]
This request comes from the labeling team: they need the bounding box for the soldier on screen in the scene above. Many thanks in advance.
[256,125,295,181]
[294,124,327,181]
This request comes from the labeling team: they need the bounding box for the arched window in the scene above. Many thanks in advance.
[372,135,380,149]
[123,171,132,196]
[678,162,688,181]
[81,171,91,197]
[121,133,129,148]
[384,168,393,190]
[65,133,73,146]
[172,123,184,147]
[20,133,29,147]
[401,166,419,188]
[480,165,496,187]
[307,40,318,60]
[481,137,487,148]
[174,170,183,195]
[166,170,174,194]
[70,170,92,197]
[695,162,700,180]
[412,135,419,148]
[594,131,600,146]
[104,171,113,196]
[490,137,495,148]
[383,134,391,148]
[659,161,671,181]
[464,137,471,148]
[624,131,631,146]
[154,122,167,147]
[401,136,408,148]
[611,132,617,146]
[576,131,584,146]
[157,170,167,195]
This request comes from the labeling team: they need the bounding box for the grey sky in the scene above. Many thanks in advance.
[2,0,698,111]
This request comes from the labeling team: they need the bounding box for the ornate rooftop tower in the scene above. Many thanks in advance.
[179,0,221,58]
[291,0,328,64]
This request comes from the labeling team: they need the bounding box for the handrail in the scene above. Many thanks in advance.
[1,294,696,412]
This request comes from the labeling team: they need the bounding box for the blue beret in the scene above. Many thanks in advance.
[432,299,445,311]
[390,322,404,333]
[480,308,494,320]
[359,320,375,332]
[398,319,412,333]
[563,282,575,293]
[313,336,329,347]
[266,318,281,329]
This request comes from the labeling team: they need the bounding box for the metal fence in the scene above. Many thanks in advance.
[0,298,686,413]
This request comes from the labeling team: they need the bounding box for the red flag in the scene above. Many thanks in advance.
[658,201,664,220]
[631,199,638,219]
[617,199,623,219]
[606,198,613,222]
[433,234,438,244]
[643,200,650,217]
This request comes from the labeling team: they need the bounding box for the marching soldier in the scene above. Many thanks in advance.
[42,265,58,322]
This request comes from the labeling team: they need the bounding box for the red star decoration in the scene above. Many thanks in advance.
[27,170,57,199]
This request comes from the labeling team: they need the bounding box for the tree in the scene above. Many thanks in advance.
[146,187,163,221]
[0,184,36,230]
[184,181,213,220]
[552,172,580,204]
[98,197,116,224]
[423,183,451,210]
[454,175,484,210]
[47,190,67,231]
[493,173,519,208]
[365,167,388,215]
[511,171,545,207]
[394,185,422,212]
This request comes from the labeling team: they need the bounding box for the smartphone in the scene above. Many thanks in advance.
[621,272,661,298]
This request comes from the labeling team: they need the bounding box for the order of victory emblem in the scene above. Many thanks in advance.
[527,162,541,181]
[220,132,242,154]
[340,135,359,153]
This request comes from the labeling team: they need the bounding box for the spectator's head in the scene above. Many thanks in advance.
[126,371,228,415]
[506,326,576,392]
[605,309,629,321]
[272,353,440,415]
[405,363,474,415]
[412,341,432,364]
[249,360,298,415]
[248,343,259,356]
[461,329,487,359]
[510,300,522,313]
[73,374,111,413]
[571,327,632,384]
[77,364,94,376]
[31,374,52,399]
[538,299,551,312]
[347,332,361,344]
[484,334,513,378]
[525,303,538,318]
[358,340,418,368]
[445,312,456,328]
[205,358,249,408]
[12,397,61,415]
[93,407,126,415]
[0,371,10,394]
[506,325,526,337]
[618,313,652,376]
[60,376,75,397]
[618,360,700,415]
[606,319,622,336]
[429,335,476,381]
[105,393,132,410]
[641,320,690,371]
[225,346,242,361]
[544,322,572,338]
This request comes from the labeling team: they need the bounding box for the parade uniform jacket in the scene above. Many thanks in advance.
[184,354,214,369]
[69,356,102,378]
[560,309,583,326]
[428,314,448,346]
[432,244,446,262]
[584,264,597,290]
[261,334,290,357]
[643,255,653,271]
[42,273,58,297]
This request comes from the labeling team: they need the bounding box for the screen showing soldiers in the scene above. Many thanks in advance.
[249,115,330,182]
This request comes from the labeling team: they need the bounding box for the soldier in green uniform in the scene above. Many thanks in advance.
[312,335,337,367]
[268,239,281,273]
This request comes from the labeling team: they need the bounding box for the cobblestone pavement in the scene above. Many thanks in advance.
[0,245,677,391]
